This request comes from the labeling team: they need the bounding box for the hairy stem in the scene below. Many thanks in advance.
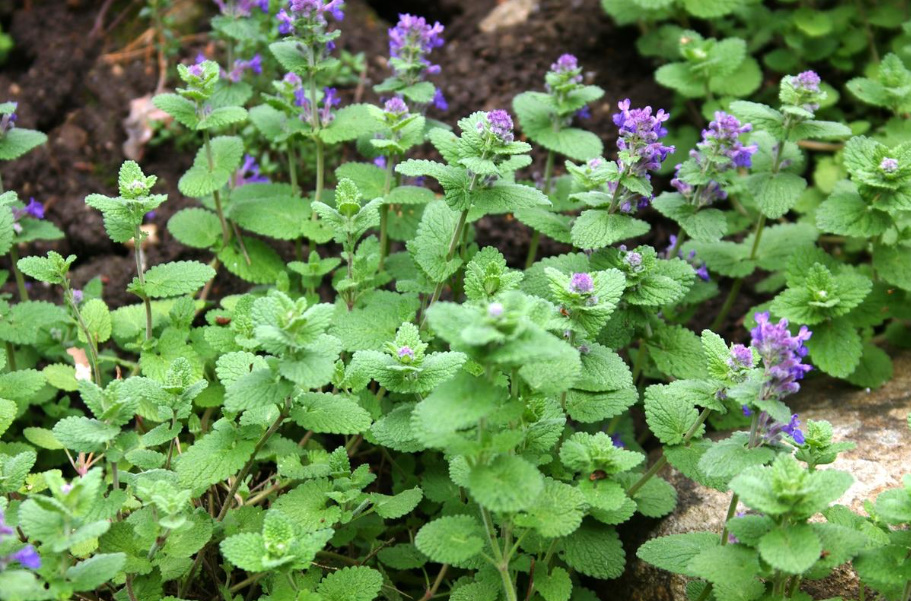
[9,246,29,302]
[524,149,555,269]
[66,288,102,385]
[378,157,396,270]
[203,130,232,248]
[133,225,153,341]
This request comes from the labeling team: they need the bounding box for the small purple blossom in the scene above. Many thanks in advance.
[373,156,387,169]
[432,88,448,111]
[397,346,415,361]
[610,433,625,448]
[488,302,504,318]
[575,105,592,120]
[232,154,270,187]
[742,405,752,417]
[751,312,812,401]
[880,157,899,173]
[484,110,515,144]
[794,71,821,93]
[695,264,710,282]
[295,87,340,126]
[551,54,579,74]
[752,411,806,446]
[225,54,263,82]
[728,344,754,370]
[384,96,409,116]
[625,251,642,268]
[569,272,594,294]
[782,414,805,444]
[612,99,674,171]
[71,290,84,304]
[8,545,41,570]
[23,198,44,220]
[0,103,17,137]
[277,8,295,33]
[698,111,758,169]
[0,511,13,537]
[187,62,205,78]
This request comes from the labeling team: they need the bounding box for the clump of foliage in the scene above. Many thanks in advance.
[0,2,909,601]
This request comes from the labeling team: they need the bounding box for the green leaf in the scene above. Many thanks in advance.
[197,106,248,131]
[816,181,892,238]
[467,454,544,513]
[133,261,215,298]
[219,237,286,284]
[407,201,463,283]
[67,553,126,591]
[873,243,911,291]
[0,398,15,437]
[17,252,74,285]
[746,171,807,219]
[646,324,705,380]
[757,524,822,575]
[152,93,199,129]
[686,545,763,600]
[371,487,423,520]
[176,419,256,491]
[178,136,243,198]
[168,208,223,249]
[52,416,119,452]
[0,128,47,160]
[845,344,893,389]
[321,104,381,144]
[644,383,704,446]
[804,319,862,378]
[636,532,719,577]
[415,515,486,565]
[78,298,112,344]
[560,521,625,579]
[536,567,572,601]
[652,194,726,242]
[290,392,372,435]
[317,566,383,601]
[571,210,650,249]
[514,478,586,538]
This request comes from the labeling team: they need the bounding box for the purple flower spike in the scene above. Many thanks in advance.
[277,8,295,34]
[569,272,594,294]
[72,290,84,304]
[742,405,753,417]
[881,157,899,173]
[24,198,44,220]
[397,346,415,361]
[551,53,579,74]
[751,312,812,401]
[10,545,41,570]
[625,251,642,268]
[612,99,674,180]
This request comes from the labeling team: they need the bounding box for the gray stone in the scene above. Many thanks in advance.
[626,352,911,600]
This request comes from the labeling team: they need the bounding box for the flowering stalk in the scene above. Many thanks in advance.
[608,100,674,214]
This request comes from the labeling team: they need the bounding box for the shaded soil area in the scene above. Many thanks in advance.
[0,0,665,307]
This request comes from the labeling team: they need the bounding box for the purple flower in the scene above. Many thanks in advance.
[71,290,84,304]
[0,103,17,137]
[320,87,340,124]
[397,346,415,361]
[551,53,579,74]
[432,88,448,111]
[232,154,269,187]
[751,312,812,401]
[610,433,625,448]
[782,414,805,444]
[384,96,408,116]
[880,157,899,173]
[373,156,387,169]
[609,99,674,207]
[484,110,515,144]
[794,71,821,93]
[575,105,592,120]
[742,405,752,417]
[625,251,642,268]
[8,545,41,570]
[569,272,594,294]
[695,264,710,282]
[277,8,295,33]
[23,198,44,220]
[0,511,13,537]
[728,344,754,370]
[387,14,445,87]
[488,302,504,318]
[698,112,757,169]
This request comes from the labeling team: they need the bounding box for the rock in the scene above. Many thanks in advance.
[478,0,537,33]
[626,351,911,600]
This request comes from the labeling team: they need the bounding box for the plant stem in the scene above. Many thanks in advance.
[8,246,28,302]
[288,145,299,195]
[480,508,518,601]
[902,580,911,601]
[133,226,153,341]
[419,564,449,601]
[4,342,16,371]
[420,205,471,329]
[524,150,555,269]
[67,288,103,385]
[710,213,766,331]
[786,575,802,598]
[718,494,739,547]
[627,407,711,496]
[203,131,232,247]
[379,157,396,270]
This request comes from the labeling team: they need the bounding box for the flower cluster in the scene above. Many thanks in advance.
[477,110,515,144]
[214,0,269,17]
[397,346,415,362]
[783,70,825,115]
[670,111,757,207]
[0,511,40,571]
[232,154,269,187]
[0,103,17,137]
[569,272,594,294]
[277,0,345,36]
[751,311,812,400]
[743,408,806,445]
[388,14,444,80]
[545,53,591,123]
[728,344,754,370]
[609,100,674,212]
[880,157,899,174]
[383,97,409,118]
[295,87,340,126]
[224,54,263,83]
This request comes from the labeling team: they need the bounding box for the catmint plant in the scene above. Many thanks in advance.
[376,13,447,110]
[512,54,604,266]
